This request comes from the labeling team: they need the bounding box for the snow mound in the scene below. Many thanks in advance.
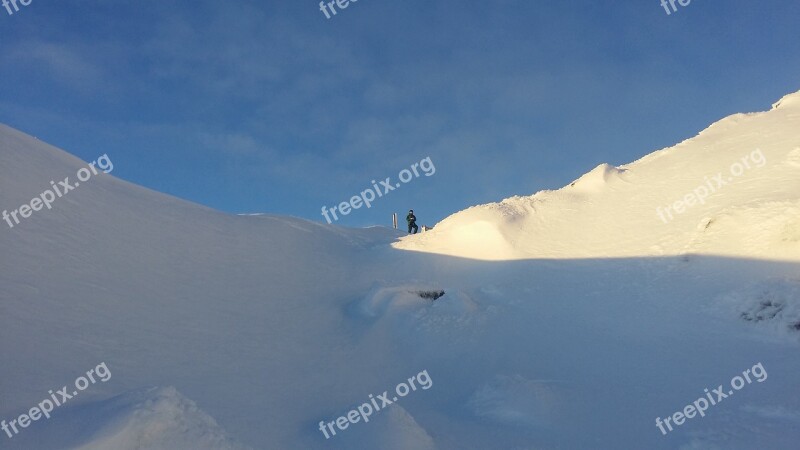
[435,219,513,255]
[356,285,476,319]
[353,405,437,450]
[21,387,248,450]
[352,285,482,346]
[785,147,800,168]
[356,286,444,319]
[393,204,526,261]
[772,90,800,110]
[69,387,248,450]
[567,163,628,193]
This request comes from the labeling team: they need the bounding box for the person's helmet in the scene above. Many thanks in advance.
[409,209,414,213]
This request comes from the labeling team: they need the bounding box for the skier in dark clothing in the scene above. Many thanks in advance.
[406,210,419,234]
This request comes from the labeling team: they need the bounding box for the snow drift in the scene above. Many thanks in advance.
[395,91,800,262]
[2,91,800,450]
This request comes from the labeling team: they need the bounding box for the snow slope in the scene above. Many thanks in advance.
[2,91,800,450]
[395,91,800,261]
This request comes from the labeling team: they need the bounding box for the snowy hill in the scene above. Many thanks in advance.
[396,91,800,262]
[2,91,800,450]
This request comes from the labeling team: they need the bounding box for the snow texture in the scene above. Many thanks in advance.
[2,90,800,449]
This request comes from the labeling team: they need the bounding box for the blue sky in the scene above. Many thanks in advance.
[1,0,798,227]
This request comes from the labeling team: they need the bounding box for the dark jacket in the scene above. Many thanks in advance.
[406,213,416,224]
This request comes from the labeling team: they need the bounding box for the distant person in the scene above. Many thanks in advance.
[407,209,419,234]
